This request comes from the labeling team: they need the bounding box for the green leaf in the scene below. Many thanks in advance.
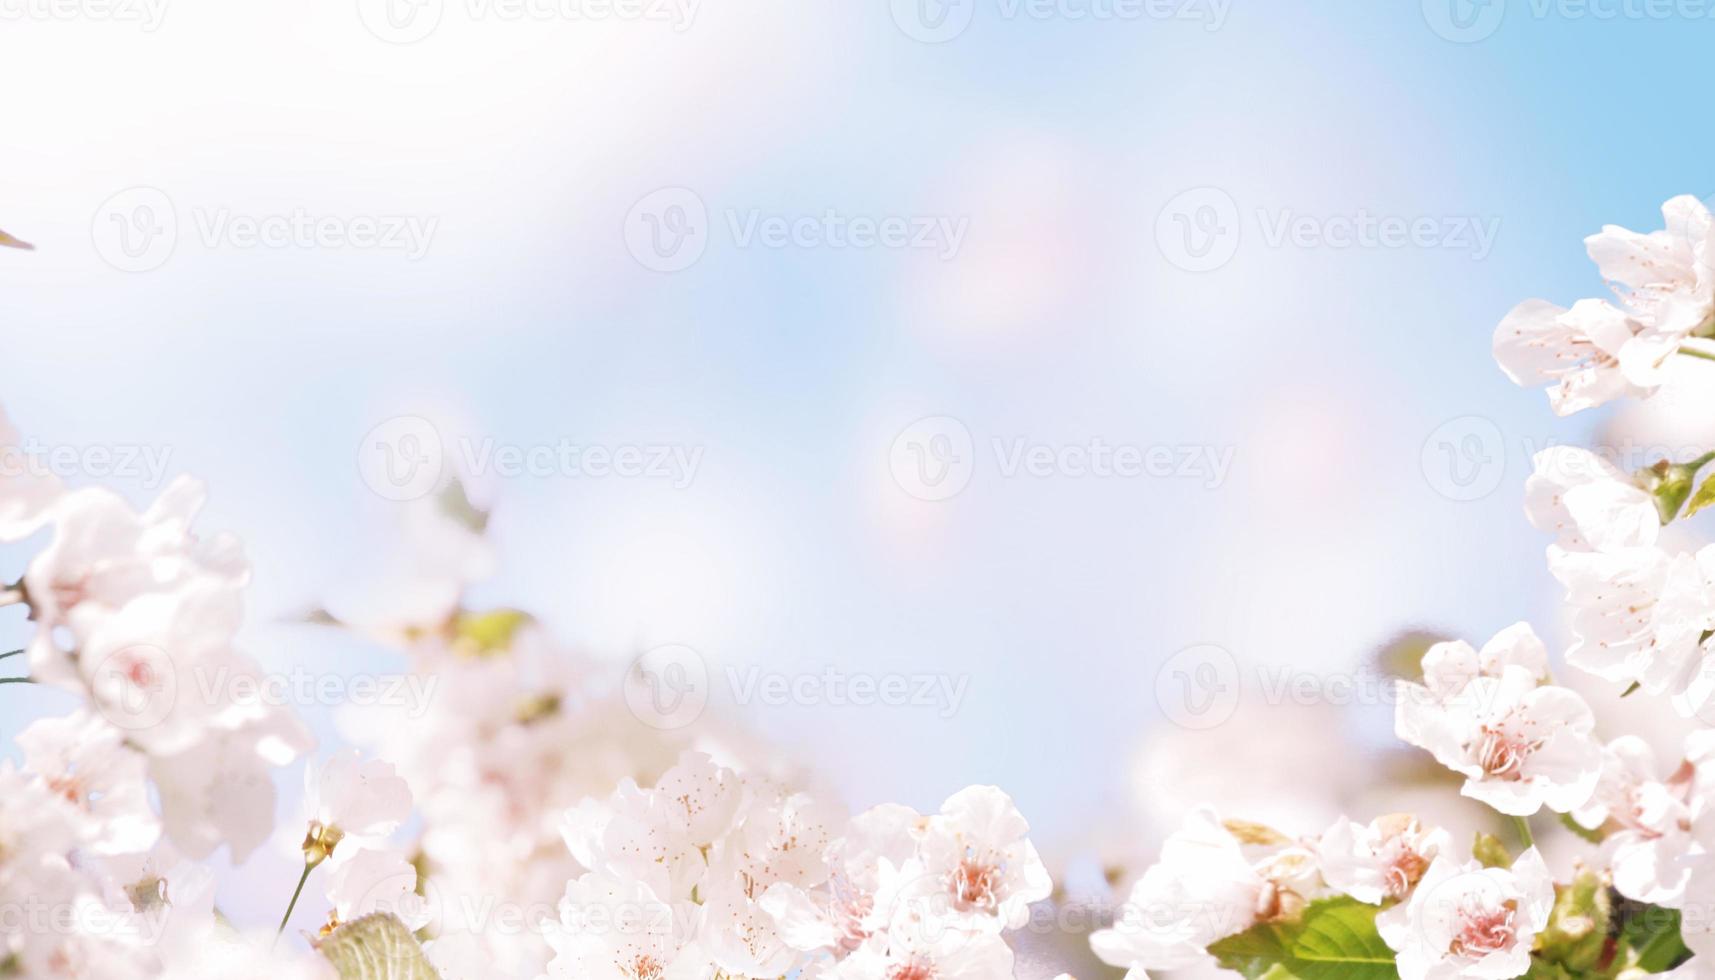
[1686,473,1715,519]
[1209,898,1398,980]
[1616,902,1691,973]
[314,913,441,980]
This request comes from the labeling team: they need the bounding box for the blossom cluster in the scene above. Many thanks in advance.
[0,399,1063,978]
[1095,197,1715,979]
[0,403,327,976]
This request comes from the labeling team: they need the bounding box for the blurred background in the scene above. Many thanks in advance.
[4,1,1715,974]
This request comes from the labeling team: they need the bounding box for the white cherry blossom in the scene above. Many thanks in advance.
[1523,446,1660,553]
[822,926,1016,980]
[325,846,429,931]
[17,711,159,856]
[912,785,1053,933]
[1396,665,1602,816]
[1317,813,1450,905]
[1090,807,1319,973]
[759,802,921,960]
[1376,849,1555,980]
[303,749,414,861]
[1586,195,1715,364]
[1416,622,1551,702]
[562,752,746,904]
[1549,543,1715,697]
[1570,735,1702,906]
[24,478,246,657]
[1492,297,1657,415]
[542,871,706,980]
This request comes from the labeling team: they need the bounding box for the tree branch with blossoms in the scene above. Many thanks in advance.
[1090,196,1715,980]
[0,394,1072,978]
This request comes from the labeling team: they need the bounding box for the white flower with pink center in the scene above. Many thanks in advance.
[24,477,247,649]
[822,924,1016,980]
[1493,195,1715,414]
[1571,735,1705,907]
[543,871,706,980]
[1377,849,1555,980]
[17,711,158,857]
[1396,664,1601,816]
[1090,807,1320,974]
[1492,297,1656,415]
[1548,543,1715,698]
[913,786,1052,933]
[759,802,921,961]
[1585,195,1715,368]
[1318,814,1450,905]
[563,752,748,905]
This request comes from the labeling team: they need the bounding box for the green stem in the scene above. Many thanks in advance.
[1512,815,1534,850]
[1681,346,1715,364]
[0,677,34,685]
[276,861,315,937]
[0,650,22,662]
